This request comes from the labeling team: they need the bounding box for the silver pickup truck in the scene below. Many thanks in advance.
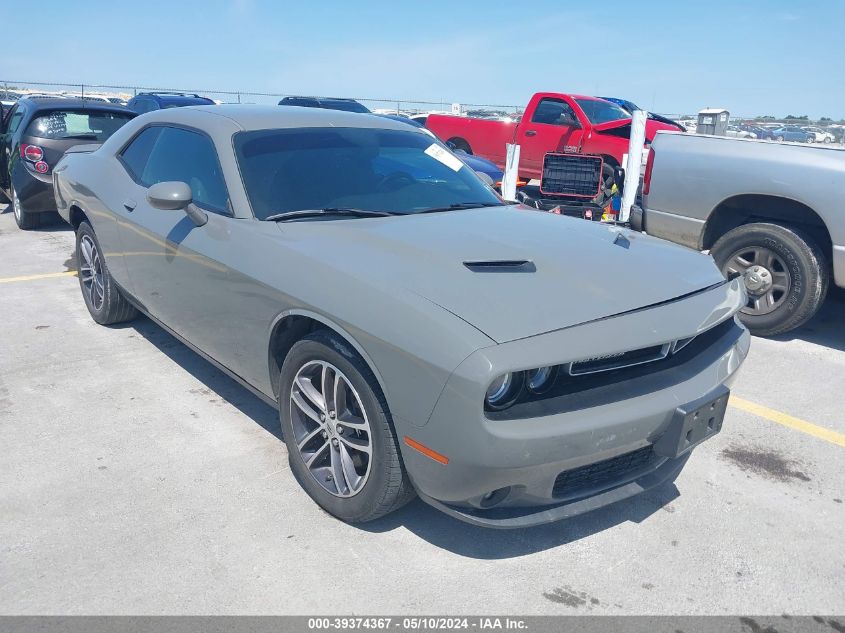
[633,132,844,336]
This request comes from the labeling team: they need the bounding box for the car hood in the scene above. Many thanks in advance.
[277,207,725,343]
[592,117,683,138]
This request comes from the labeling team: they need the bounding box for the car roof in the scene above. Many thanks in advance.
[138,105,426,133]
[134,93,214,104]
[18,96,134,113]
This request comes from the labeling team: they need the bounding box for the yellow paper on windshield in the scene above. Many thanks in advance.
[425,144,464,172]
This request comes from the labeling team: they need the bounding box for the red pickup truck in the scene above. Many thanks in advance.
[426,92,682,180]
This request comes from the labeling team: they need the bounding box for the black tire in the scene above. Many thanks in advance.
[11,184,40,230]
[75,221,138,325]
[447,137,472,154]
[711,222,829,336]
[279,330,415,523]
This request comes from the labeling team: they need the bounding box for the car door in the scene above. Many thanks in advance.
[0,104,24,192]
[518,97,585,176]
[113,124,248,367]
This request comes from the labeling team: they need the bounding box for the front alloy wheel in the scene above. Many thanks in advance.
[279,331,414,523]
[711,222,829,336]
[290,360,373,498]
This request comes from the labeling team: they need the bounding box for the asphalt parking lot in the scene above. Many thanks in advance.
[1,204,843,615]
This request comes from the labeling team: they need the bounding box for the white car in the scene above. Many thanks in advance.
[803,127,834,144]
[726,126,756,139]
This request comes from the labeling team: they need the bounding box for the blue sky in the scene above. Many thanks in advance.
[2,0,842,118]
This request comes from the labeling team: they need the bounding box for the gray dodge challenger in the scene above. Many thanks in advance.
[53,106,749,528]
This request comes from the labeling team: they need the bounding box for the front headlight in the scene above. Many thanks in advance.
[485,371,524,410]
[526,366,557,394]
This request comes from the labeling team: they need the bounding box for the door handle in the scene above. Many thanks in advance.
[123,199,136,212]
[525,130,537,137]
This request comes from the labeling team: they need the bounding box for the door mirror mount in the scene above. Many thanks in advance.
[146,181,207,227]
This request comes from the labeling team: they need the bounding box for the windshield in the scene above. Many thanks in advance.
[574,98,631,125]
[25,110,133,140]
[321,100,370,113]
[234,127,502,220]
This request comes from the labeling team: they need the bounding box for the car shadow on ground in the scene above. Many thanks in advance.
[357,483,680,558]
[124,312,682,557]
[129,315,282,441]
[769,287,845,352]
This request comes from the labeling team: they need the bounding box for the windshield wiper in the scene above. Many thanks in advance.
[60,133,99,140]
[263,208,396,222]
[413,202,505,215]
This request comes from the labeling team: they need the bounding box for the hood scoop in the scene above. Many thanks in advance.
[463,260,536,273]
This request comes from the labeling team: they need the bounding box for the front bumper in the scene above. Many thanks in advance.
[399,279,749,528]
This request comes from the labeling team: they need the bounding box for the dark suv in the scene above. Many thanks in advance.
[0,97,135,229]
[278,96,370,113]
[127,92,215,114]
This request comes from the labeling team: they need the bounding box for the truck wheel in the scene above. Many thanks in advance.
[279,330,415,523]
[447,138,472,154]
[711,223,829,336]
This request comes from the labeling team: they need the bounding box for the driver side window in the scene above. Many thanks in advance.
[531,98,576,126]
[141,126,230,215]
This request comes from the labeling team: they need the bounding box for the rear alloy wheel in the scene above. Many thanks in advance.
[75,221,138,325]
[711,222,829,336]
[280,331,414,523]
[11,184,39,230]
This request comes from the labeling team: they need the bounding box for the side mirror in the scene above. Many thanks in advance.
[147,181,191,210]
[146,181,207,227]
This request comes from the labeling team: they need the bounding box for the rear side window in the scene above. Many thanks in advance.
[120,127,162,182]
[140,127,230,214]
[25,110,133,141]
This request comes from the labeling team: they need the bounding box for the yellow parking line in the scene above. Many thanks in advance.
[731,396,845,448]
[0,271,77,284]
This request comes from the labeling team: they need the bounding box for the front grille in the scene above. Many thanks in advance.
[553,445,654,498]
[569,343,670,375]
[540,154,603,197]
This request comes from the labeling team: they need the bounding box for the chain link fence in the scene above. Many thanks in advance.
[4,79,843,143]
